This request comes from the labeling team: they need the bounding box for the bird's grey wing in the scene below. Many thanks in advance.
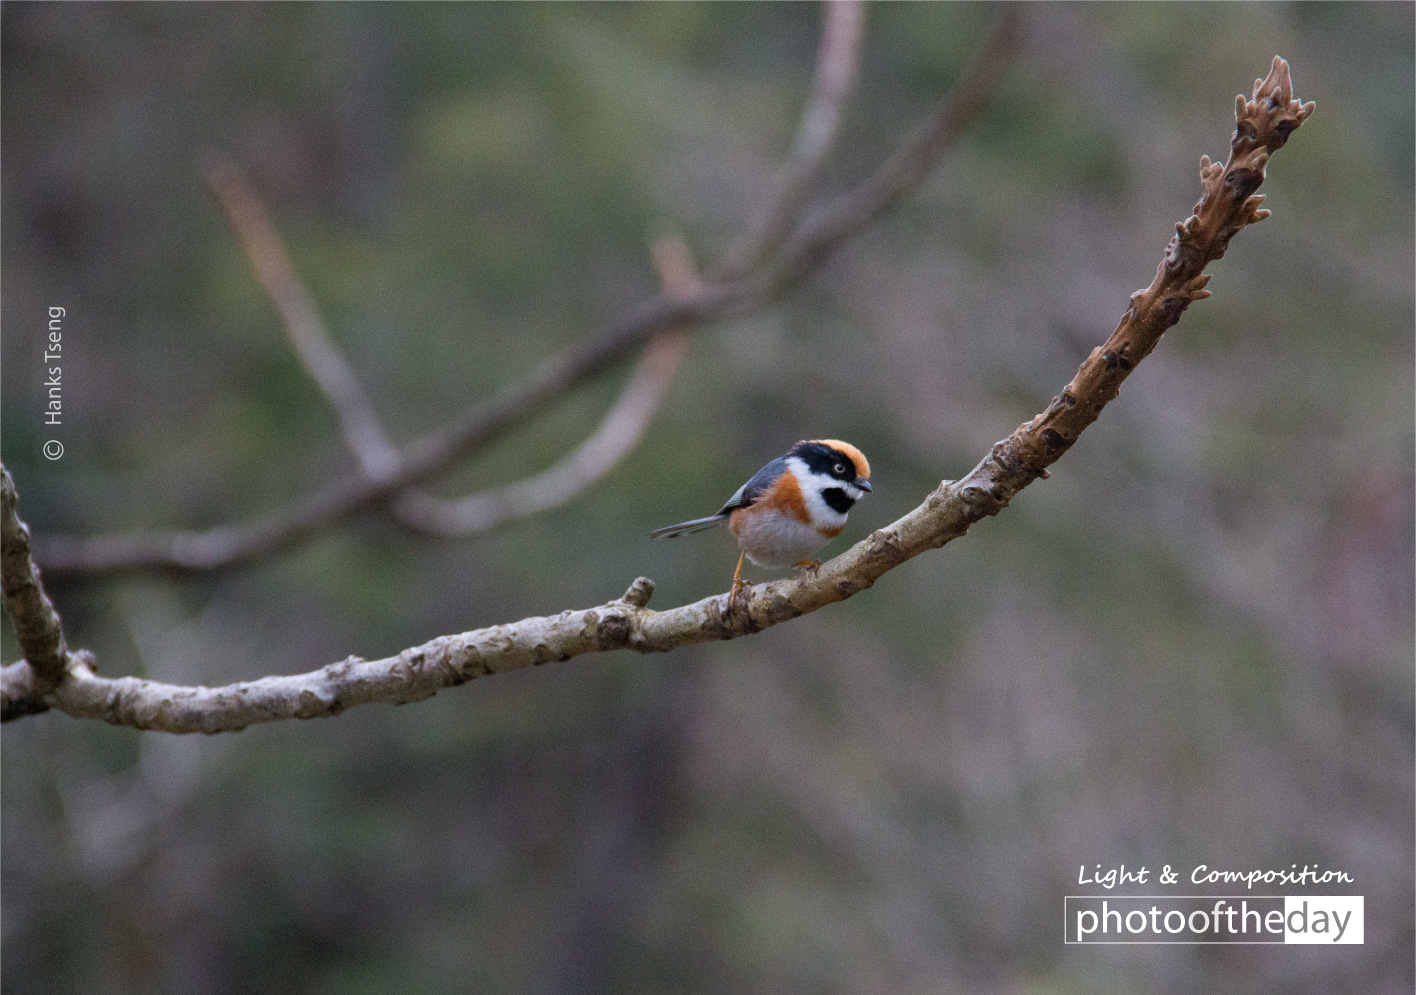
[714,457,787,516]
[651,457,789,539]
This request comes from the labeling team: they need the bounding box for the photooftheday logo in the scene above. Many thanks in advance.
[1065,895,1363,945]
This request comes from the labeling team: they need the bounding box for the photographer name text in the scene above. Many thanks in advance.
[44,306,64,425]
[42,305,66,459]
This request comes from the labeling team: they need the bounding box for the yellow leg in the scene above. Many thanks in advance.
[728,551,748,605]
[794,559,822,570]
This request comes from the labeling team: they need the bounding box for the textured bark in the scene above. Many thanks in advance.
[1,57,1313,733]
[1001,56,1313,478]
[1,467,68,699]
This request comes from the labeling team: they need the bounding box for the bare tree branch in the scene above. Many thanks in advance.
[203,157,402,481]
[2,56,1314,730]
[1,660,50,720]
[34,9,1024,580]
[212,146,697,538]
[716,0,867,279]
[763,4,1023,292]
[1,466,70,699]
[392,239,698,535]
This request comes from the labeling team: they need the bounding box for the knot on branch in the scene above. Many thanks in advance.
[923,480,956,513]
[619,576,655,608]
[960,480,1007,521]
[1225,152,1268,195]
[863,529,908,567]
[990,439,1026,476]
[1165,209,1218,277]
[68,648,97,677]
[594,609,634,651]
[1099,342,1135,373]
[323,655,359,680]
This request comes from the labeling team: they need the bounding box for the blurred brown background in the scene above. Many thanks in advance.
[2,3,1412,993]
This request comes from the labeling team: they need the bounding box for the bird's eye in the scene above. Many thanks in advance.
[834,463,846,474]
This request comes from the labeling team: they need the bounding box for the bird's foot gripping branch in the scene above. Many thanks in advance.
[1,58,1312,733]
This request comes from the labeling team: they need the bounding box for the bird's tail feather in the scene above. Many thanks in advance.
[649,515,728,539]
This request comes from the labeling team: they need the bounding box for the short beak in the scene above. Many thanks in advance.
[857,479,872,493]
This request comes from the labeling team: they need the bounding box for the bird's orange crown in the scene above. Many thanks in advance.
[807,439,870,480]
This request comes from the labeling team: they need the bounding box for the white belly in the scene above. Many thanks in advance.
[731,509,832,569]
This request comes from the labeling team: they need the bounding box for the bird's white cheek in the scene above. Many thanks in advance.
[801,482,849,527]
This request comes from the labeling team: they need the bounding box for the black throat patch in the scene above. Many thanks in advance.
[820,487,855,514]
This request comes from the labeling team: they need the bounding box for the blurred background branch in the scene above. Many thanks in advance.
[202,157,404,482]
[762,3,1021,292]
[208,155,700,537]
[33,4,1022,580]
[714,0,866,279]
[392,239,698,535]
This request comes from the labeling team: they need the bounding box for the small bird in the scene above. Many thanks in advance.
[651,439,872,602]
